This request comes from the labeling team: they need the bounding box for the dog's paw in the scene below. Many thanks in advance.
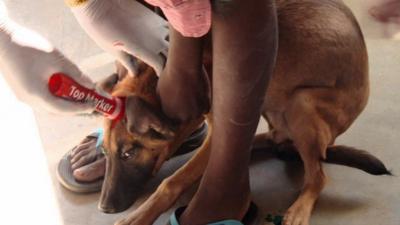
[283,200,312,225]
[114,205,158,225]
[114,218,128,225]
[114,214,149,225]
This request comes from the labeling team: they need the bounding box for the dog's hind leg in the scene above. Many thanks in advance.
[282,89,336,225]
[115,120,212,225]
[252,112,291,150]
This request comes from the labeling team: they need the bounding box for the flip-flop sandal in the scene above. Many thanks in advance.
[56,128,105,193]
[170,202,261,225]
[57,124,208,193]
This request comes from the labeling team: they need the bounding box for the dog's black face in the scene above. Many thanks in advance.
[99,115,172,213]
[97,63,177,213]
[98,142,154,213]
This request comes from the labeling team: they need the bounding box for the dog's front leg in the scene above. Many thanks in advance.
[115,121,212,225]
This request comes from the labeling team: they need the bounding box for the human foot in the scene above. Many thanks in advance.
[283,196,315,225]
[72,157,106,182]
[58,124,208,192]
[71,122,207,182]
[57,130,106,193]
[69,132,105,182]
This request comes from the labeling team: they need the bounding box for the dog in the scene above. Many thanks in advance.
[96,0,391,225]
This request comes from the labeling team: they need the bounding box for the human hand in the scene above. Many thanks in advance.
[67,0,169,76]
[156,28,210,122]
[0,3,95,114]
[157,66,210,123]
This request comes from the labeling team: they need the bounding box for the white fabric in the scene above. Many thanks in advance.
[69,0,169,76]
[0,73,62,225]
[0,1,95,114]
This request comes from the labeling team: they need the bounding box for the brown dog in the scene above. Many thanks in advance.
[97,0,390,225]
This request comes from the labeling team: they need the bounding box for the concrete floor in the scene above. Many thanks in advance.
[3,0,399,224]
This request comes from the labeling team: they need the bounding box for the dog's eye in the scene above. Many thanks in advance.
[121,150,135,160]
[120,144,141,160]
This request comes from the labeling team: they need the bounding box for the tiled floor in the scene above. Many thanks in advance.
[2,0,399,224]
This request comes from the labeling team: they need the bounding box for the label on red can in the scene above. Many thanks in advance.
[49,73,123,119]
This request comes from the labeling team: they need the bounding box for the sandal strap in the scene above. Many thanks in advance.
[208,220,244,225]
[170,207,244,225]
[94,128,104,152]
[169,207,181,225]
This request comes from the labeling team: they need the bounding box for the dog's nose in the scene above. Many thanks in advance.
[98,198,133,214]
[98,204,120,214]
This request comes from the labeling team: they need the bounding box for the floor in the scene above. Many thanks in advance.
[2,0,399,225]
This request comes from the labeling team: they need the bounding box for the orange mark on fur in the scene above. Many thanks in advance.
[113,41,125,48]
[65,0,88,7]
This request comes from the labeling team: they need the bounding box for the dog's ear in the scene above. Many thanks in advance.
[96,73,119,94]
[95,61,132,94]
[116,57,146,77]
[115,60,130,80]
[125,95,174,139]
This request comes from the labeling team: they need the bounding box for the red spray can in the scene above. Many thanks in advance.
[48,73,124,120]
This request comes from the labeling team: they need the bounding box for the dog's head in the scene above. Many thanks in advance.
[97,61,203,213]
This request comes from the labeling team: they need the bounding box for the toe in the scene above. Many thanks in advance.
[283,206,311,225]
[70,148,91,164]
[284,209,303,225]
[72,167,88,181]
[293,217,302,225]
[73,158,106,182]
[71,155,93,170]
[114,219,125,225]
[71,139,96,157]
[283,214,293,225]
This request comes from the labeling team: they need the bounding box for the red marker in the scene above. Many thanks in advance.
[48,73,124,120]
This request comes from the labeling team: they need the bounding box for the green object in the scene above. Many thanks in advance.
[265,214,283,225]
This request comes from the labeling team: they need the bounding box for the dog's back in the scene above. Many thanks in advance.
[257,2,375,224]
[265,0,369,139]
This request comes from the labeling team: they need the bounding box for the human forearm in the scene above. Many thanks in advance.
[157,27,210,122]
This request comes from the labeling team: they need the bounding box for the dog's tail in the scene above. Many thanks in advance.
[273,143,392,176]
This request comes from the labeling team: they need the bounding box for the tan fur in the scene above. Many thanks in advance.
[105,1,370,225]
[116,116,212,225]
